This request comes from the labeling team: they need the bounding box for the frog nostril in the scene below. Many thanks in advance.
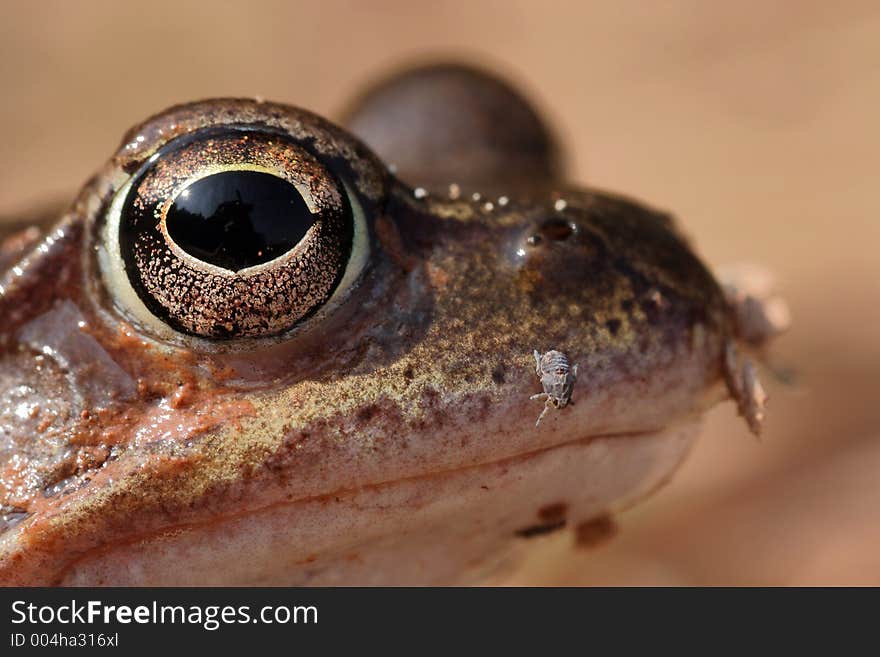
[531,218,576,245]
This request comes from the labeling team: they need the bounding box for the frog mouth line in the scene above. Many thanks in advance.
[45,421,698,585]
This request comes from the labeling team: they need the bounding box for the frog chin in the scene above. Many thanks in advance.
[56,419,699,586]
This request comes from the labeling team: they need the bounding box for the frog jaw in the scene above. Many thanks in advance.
[53,420,699,586]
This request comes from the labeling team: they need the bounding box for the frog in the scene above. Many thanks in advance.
[0,63,785,585]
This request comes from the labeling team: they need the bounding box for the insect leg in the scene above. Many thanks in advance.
[534,401,551,427]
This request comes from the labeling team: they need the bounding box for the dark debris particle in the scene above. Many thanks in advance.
[538,502,568,523]
[575,514,618,550]
[515,519,567,538]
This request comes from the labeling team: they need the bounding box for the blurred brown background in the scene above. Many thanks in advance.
[2,1,878,584]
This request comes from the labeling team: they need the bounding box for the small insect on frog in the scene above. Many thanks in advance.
[0,63,787,585]
[531,350,578,427]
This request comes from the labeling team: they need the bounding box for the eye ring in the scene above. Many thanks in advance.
[98,127,370,343]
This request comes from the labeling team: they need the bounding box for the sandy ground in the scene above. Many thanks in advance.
[2,1,878,585]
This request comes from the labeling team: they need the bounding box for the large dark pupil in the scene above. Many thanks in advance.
[165,171,315,272]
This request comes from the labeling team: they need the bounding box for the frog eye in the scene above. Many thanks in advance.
[99,128,369,340]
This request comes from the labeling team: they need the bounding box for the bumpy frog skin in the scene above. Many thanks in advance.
[0,64,777,585]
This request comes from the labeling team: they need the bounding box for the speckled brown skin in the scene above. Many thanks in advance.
[0,65,735,585]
